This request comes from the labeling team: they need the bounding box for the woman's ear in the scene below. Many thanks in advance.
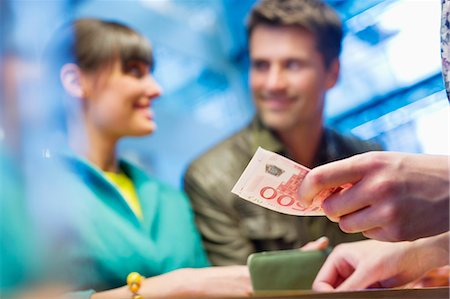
[60,63,85,98]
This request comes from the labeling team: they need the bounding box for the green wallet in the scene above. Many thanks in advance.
[247,248,329,292]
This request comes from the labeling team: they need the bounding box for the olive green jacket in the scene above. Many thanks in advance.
[184,117,383,266]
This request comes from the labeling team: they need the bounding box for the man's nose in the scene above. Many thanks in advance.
[266,66,287,91]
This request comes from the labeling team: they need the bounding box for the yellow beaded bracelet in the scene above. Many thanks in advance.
[127,272,145,299]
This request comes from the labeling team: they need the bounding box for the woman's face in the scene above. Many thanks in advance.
[82,59,161,139]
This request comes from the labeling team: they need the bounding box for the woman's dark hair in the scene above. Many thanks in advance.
[44,18,153,74]
[73,18,153,72]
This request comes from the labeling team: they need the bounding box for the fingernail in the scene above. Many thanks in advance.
[317,236,329,243]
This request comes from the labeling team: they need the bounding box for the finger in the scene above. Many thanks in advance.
[362,227,393,242]
[313,258,341,291]
[367,281,384,289]
[325,214,340,223]
[335,265,376,291]
[298,156,366,206]
[378,276,411,289]
[313,281,336,292]
[313,250,353,291]
[300,236,329,251]
[337,205,384,234]
[321,180,373,220]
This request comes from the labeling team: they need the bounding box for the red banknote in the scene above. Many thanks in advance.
[232,147,337,216]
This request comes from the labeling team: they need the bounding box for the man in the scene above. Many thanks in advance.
[184,0,383,266]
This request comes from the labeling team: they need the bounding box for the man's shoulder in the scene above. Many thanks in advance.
[187,126,253,174]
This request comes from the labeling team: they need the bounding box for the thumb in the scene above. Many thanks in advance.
[300,237,329,251]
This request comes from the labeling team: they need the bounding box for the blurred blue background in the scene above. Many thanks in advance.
[3,0,449,187]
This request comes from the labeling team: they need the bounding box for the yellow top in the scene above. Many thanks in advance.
[104,171,143,220]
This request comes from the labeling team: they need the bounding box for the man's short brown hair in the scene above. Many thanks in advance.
[247,0,343,68]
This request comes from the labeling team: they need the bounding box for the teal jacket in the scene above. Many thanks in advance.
[0,146,38,294]
[42,153,210,296]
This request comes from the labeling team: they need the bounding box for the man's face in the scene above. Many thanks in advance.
[249,25,338,133]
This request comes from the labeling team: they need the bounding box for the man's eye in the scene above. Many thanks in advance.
[251,60,269,71]
[286,60,304,70]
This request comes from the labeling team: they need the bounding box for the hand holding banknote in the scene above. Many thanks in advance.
[297,151,450,242]
[232,147,339,216]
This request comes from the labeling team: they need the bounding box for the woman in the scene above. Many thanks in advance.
[37,18,250,299]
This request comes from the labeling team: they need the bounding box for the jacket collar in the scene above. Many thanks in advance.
[248,115,339,167]
[249,116,285,155]
[56,149,154,227]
